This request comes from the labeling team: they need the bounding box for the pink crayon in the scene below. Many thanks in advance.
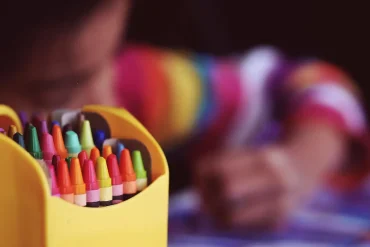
[83,159,100,207]
[107,154,124,204]
[48,165,60,197]
[41,133,57,164]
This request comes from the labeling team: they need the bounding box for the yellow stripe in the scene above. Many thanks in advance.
[161,52,202,145]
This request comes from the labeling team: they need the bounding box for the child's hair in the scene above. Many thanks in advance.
[0,1,104,78]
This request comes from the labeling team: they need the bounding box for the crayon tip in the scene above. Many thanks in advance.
[48,164,60,197]
[107,154,122,185]
[96,157,112,187]
[51,121,60,128]
[52,125,68,159]
[13,133,25,148]
[78,151,88,170]
[52,155,61,175]
[41,133,56,162]
[103,145,113,159]
[7,125,17,138]
[83,159,99,190]
[62,124,73,137]
[0,128,5,134]
[90,147,100,166]
[93,130,106,151]
[116,142,125,162]
[26,125,43,159]
[119,149,136,182]
[80,120,95,155]
[132,150,147,179]
[64,130,82,156]
[18,111,27,129]
[70,158,86,194]
[39,120,49,136]
[57,160,74,194]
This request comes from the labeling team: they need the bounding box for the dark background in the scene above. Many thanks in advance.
[126,0,369,110]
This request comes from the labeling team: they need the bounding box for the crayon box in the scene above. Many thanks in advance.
[0,104,169,247]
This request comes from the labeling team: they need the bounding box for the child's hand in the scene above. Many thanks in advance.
[194,123,346,229]
[194,146,302,229]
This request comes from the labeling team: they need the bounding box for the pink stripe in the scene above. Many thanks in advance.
[86,189,100,202]
[112,184,123,196]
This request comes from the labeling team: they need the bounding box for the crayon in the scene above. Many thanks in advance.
[41,133,56,164]
[0,128,5,134]
[57,160,74,204]
[80,120,95,156]
[70,158,87,206]
[50,120,60,131]
[26,125,43,159]
[103,145,113,159]
[116,142,125,162]
[64,130,82,157]
[77,113,85,132]
[132,150,148,191]
[18,111,27,130]
[52,155,61,176]
[93,130,106,152]
[48,164,60,197]
[62,124,73,138]
[65,157,72,168]
[13,133,25,148]
[90,147,100,167]
[96,157,113,206]
[31,113,42,133]
[78,151,88,170]
[52,125,68,159]
[107,154,124,204]
[38,120,49,140]
[83,159,100,207]
[119,149,137,200]
[24,122,31,146]
[7,125,17,138]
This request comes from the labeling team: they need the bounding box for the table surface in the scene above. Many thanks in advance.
[168,180,370,247]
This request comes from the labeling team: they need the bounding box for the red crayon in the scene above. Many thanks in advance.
[107,154,124,204]
[57,160,74,204]
[83,159,100,207]
[41,133,57,164]
[48,165,60,197]
[78,151,88,170]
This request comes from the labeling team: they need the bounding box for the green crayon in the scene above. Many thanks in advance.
[132,150,147,192]
[26,125,43,159]
[80,120,95,156]
[65,130,82,157]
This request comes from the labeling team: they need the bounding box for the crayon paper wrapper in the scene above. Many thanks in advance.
[123,181,137,194]
[86,189,100,202]
[100,187,113,201]
[112,184,123,196]
[136,178,148,192]
[74,194,87,206]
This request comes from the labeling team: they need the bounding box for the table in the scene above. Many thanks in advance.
[168,181,370,247]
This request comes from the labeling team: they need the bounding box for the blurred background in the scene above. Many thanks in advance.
[126,0,369,112]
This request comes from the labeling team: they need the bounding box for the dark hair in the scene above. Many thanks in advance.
[0,1,103,78]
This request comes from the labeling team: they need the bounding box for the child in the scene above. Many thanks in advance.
[0,0,368,229]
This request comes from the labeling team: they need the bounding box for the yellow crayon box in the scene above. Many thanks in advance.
[0,104,169,247]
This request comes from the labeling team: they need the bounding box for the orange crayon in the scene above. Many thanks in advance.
[103,145,113,159]
[119,149,137,200]
[57,160,74,204]
[52,125,68,159]
[90,147,100,167]
[70,158,86,206]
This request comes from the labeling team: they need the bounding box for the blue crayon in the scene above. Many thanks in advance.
[93,130,106,152]
[13,133,25,148]
[116,142,125,163]
[50,121,60,132]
